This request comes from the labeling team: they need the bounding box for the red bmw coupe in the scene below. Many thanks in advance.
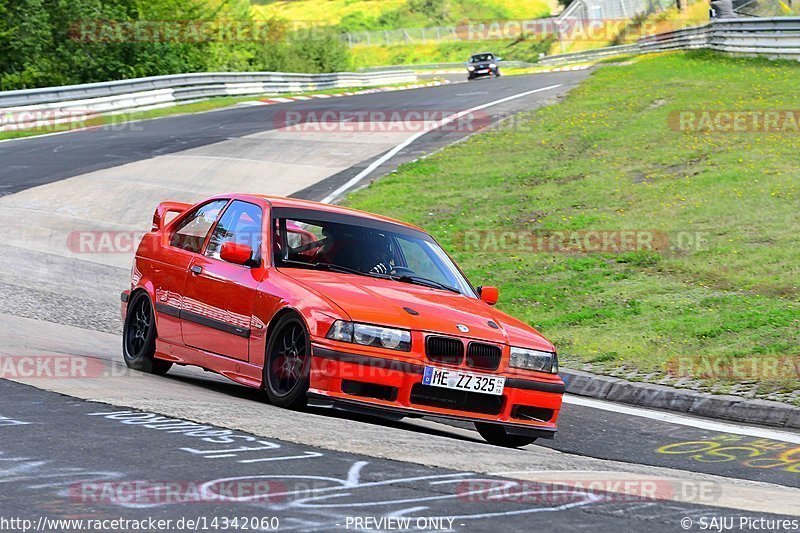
[121,194,564,447]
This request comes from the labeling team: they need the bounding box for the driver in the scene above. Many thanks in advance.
[359,232,394,274]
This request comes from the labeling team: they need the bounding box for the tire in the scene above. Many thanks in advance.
[264,314,311,409]
[122,291,172,375]
[475,422,537,448]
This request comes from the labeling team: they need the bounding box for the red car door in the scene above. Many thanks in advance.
[180,200,266,361]
[155,199,229,344]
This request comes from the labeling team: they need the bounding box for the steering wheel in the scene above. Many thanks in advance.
[389,266,415,276]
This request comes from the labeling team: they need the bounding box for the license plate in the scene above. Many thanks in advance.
[477,69,489,73]
[422,366,505,396]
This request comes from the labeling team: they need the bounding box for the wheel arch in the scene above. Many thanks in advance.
[125,287,159,336]
[263,306,311,356]
[261,306,311,396]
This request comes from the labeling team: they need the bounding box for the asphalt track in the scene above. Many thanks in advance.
[1,71,799,531]
[1,380,797,533]
[0,72,578,198]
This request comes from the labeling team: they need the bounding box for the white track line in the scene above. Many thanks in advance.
[408,396,800,445]
[563,395,800,444]
[319,83,563,204]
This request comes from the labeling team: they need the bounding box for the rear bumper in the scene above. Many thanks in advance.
[309,343,563,438]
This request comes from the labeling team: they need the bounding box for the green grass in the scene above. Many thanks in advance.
[253,0,408,25]
[350,37,553,68]
[344,51,800,400]
[256,0,556,67]
[254,0,555,28]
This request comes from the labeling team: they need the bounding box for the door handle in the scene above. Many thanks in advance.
[190,265,203,275]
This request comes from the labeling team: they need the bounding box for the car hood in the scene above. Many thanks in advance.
[282,269,554,351]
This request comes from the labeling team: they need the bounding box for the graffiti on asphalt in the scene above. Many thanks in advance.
[87,410,324,464]
[657,434,800,473]
[0,451,123,490]
[0,414,31,426]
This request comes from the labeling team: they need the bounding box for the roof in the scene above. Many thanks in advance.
[258,195,426,233]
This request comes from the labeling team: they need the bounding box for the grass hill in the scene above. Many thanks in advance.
[344,51,800,402]
[253,0,557,30]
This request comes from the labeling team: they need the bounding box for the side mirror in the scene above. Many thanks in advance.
[220,242,253,266]
[478,286,499,305]
[496,57,503,61]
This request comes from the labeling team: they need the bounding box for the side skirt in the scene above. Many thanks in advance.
[154,339,264,389]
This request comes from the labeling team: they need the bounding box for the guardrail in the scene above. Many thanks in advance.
[538,43,641,65]
[0,70,418,131]
[342,19,556,47]
[538,17,800,65]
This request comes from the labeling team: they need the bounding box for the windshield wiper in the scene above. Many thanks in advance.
[280,260,392,280]
[312,262,364,276]
[280,259,360,275]
[391,275,461,294]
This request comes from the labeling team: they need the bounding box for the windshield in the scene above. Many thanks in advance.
[470,54,494,63]
[273,215,476,296]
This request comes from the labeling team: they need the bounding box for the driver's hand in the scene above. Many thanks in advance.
[370,262,389,274]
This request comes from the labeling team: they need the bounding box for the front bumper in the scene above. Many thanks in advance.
[467,68,496,78]
[309,343,563,438]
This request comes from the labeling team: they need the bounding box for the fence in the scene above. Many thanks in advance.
[559,0,676,22]
[341,19,557,47]
[538,16,800,65]
[0,70,418,131]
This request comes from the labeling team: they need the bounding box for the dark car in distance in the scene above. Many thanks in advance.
[467,52,501,80]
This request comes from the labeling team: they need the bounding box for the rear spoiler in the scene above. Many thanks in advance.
[152,201,191,231]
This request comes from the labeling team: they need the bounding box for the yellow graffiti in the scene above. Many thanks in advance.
[657,441,718,454]
[656,435,800,473]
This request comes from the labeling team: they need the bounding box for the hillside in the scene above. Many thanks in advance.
[253,0,557,31]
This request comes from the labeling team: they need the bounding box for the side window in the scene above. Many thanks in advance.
[169,200,227,253]
[205,200,263,264]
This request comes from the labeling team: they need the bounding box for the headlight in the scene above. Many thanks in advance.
[467,66,475,71]
[326,320,411,352]
[509,347,558,373]
[489,63,497,68]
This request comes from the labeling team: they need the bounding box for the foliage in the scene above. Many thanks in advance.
[256,0,554,32]
[0,0,350,90]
